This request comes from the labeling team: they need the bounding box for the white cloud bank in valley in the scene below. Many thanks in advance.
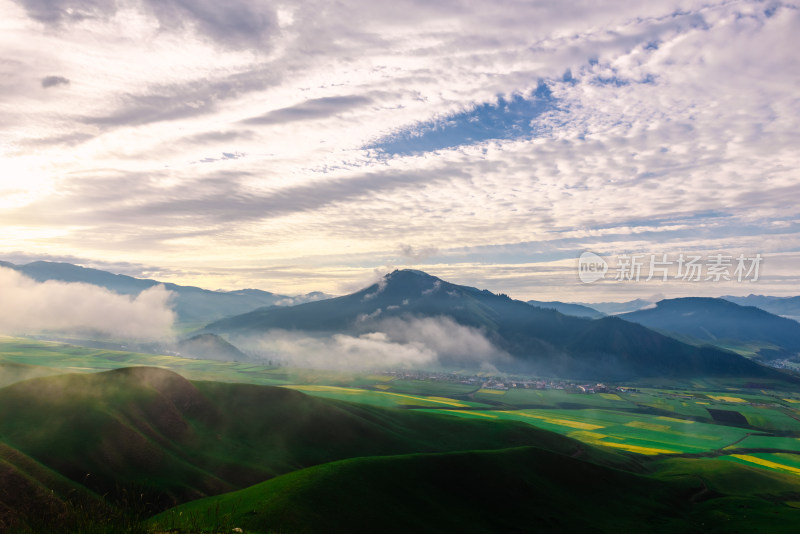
[239,316,509,369]
[0,267,175,339]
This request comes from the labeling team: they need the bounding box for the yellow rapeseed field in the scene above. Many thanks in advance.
[438,410,498,419]
[284,385,363,393]
[499,411,604,430]
[381,392,468,407]
[624,421,672,432]
[656,416,694,424]
[567,430,677,455]
[729,454,800,475]
[708,395,746,403]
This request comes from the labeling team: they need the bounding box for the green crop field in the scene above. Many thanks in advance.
[720,452,800,476]
[378,378,478,396]
[418,407,752,454]
[5,333,800,534]
[281,384,491,409]
[730,435,800,451]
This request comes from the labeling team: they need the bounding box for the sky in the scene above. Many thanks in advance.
[1,0,799,301]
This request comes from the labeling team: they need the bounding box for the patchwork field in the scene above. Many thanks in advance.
[3,335,800,481]
[281,385,491,408]
[418,407,751,454]
[722,453,800,476]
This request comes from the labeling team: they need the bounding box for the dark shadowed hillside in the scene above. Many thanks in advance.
[151,446,697,534]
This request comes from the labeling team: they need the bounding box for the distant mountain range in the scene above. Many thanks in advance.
[571,298,655,315]
[203,270,784,381]
[620,297,800,359]
[723,295,800,322]
[4,261,795,381]
[527,300,604,318]
[0,260,333,325]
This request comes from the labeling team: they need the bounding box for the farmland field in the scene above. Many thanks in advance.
[282,385,491,408]
[3,335,800,478]
[721,453,800,476]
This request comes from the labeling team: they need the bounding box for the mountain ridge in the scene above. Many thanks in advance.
[203,269,786,381]
[620,297,800,359]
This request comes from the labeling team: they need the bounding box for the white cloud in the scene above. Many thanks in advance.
[235,315,509,369]
[0,0,798,300]
[0,267,175,339]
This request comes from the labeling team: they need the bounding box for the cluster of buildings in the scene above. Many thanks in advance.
[378,369,635,394]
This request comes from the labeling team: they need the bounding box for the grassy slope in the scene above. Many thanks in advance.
[0,367,588,517]
[652,457,800,533]
[0,443,107,532]
[0,336,292,386]
[152,448,800,534]
[0,361,65,388]
[151,446,697,534]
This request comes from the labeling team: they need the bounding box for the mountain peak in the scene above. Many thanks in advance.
[385,269,439,280]
[361,269,446,300]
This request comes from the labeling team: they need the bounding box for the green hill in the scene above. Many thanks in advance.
[0,367,584,525]
[151,446,695,534]
[0,443,107,533]
[176,333,248,361]
[151,445,800,534]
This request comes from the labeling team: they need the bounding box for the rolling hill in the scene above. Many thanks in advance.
[152,445,800,534]
[203,269,785,380]
[150,446,697,534]
[620,298,800,359]
[0,366,582,528]
[175,333,248,361]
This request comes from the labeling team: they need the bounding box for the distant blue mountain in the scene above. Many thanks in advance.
[0,261,328,325]
[572,299,654,315]
[723,295,800,322]
[620,297,800,359]
[204,270,784,381]
[527,300,604,319]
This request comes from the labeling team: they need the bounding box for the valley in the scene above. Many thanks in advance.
[2,335,800,532]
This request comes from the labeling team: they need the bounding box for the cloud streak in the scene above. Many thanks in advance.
[242,96,373,125]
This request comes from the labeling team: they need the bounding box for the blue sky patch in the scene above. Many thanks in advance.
[368,83,555,156]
